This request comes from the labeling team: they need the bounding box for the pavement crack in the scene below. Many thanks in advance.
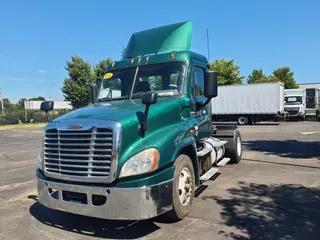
[0,180,35,191]
[2,153,15,161]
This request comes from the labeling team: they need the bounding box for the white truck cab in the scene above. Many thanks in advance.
[284,89,306,121]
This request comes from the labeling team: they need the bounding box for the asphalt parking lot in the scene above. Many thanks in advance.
[0,122,319,240]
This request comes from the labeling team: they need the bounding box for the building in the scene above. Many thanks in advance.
[298,82,320,113]
[24,100,73,110]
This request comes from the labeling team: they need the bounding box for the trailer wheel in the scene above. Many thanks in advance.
[165,154,195,222]
[224,130,242,164]
[237,116,249,125]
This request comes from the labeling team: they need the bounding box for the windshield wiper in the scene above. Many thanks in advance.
[131,92,162,99]
[97,97,112,102]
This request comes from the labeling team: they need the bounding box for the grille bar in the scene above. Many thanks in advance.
[45,163,110,169]
[44,127,113,179]
[45,137,113,141]
[45,142,112,147]
[45,147,112,152]
[45,158,111,164]
[46,168,109,175]
[45,153,112,157]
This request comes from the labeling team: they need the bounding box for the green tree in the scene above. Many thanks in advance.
[247,69,269,84]
[209,59,244,85]
[62,56,94,109]
[269,67,298,89]
[29,96,46,101]
[1,98,18,113]
[17,98,27,110]
[93,58,113,86]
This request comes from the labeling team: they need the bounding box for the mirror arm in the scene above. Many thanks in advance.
[201,97,212,108]
[196,97,212,111]
[144,104,150,133]
[45,111,52,122]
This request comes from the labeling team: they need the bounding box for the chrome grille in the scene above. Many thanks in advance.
[44,128,113,178]
[284,107,299,115]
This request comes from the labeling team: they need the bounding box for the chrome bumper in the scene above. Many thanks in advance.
[37,178,173,220]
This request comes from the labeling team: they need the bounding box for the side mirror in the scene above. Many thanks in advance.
[40,101,54,112]
[40,101,54,122]
[204,71,218,98]
[142,92,158,105]
[138,92,158,137]
[90,84,98,103]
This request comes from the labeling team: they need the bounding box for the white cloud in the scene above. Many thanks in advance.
[38,69,46,74]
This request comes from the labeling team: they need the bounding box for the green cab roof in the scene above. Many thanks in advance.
[107,51,207,71]
[122,21,192,59]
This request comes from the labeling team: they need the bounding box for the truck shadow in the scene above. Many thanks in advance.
[243,140,320,159]
[29,201,159,239]
[202,182,320,240]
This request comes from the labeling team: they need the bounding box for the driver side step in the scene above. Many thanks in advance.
[217,157,231,167]
[200,167,219,181]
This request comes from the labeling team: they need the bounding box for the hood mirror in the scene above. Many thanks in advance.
[137,92,158,137]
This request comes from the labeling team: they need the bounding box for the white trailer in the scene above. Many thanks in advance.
[211,82,285,125]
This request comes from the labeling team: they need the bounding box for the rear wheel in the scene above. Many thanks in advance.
[165,154,195,221]
[237,116,249,125]
[224,130,242,164]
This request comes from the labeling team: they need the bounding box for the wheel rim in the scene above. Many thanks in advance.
[237,137,242,156]
[178,167,193,206]
[238,117,247,124]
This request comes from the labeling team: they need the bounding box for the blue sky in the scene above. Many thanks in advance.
[0,0,319,102]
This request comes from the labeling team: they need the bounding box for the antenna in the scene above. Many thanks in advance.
[0,88,3,115]
[206,29,210,63]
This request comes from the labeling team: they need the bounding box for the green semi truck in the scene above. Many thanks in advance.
[36,21,242,221]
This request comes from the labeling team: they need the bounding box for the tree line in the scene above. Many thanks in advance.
[209,59,298,89]
[0,96,68,125]
[62,56,299,108]
[0,96,46,113]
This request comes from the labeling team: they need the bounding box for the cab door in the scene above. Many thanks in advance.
[189,59,212,140]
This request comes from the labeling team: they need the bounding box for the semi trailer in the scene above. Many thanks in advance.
[36,21,242,221]
[211,82,285,125]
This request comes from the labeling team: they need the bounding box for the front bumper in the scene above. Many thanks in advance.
[284,109,304,117]
[37,175,173,220]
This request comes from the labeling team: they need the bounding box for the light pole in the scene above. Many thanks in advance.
[0,88,4,115]
[50,81,61,101]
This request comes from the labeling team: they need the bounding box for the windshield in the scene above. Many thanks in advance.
[97,62,186,101]
[284,96,303,105]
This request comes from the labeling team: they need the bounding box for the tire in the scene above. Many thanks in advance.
[224,130,242,164]
[165,154,195,222]
[237,116,249,125]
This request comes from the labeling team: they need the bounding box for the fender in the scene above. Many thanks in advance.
[171,136,200,186]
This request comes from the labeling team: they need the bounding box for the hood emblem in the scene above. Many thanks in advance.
[67,124,83,130]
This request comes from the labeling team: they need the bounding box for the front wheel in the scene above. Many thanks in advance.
[165,154,195,222]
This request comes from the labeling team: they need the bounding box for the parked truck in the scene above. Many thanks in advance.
[211,82,285,125]
[36,21,242,221]
[284,89,306,121]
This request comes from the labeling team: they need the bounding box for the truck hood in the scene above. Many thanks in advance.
[53,99,144,123]
[53,97,184,127]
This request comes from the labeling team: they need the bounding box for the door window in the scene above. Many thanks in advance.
[191,66,205,98]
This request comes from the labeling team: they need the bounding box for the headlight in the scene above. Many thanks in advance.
[37,149,44,170]
[119,148,159,178]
